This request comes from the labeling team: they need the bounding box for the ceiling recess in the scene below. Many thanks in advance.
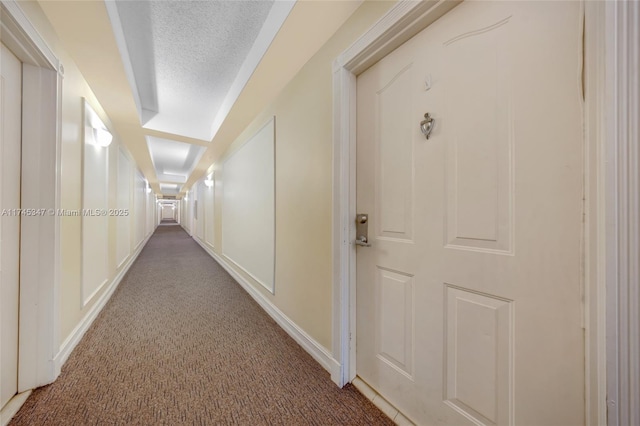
[106,0,294,141]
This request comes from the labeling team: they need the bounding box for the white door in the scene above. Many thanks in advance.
[356,2,584,425]
[162,205,174,220]
[1,43,22,410]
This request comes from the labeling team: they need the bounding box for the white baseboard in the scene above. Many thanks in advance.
[0,390,31,426]
[192,236,342,384]
[53,232,153,374]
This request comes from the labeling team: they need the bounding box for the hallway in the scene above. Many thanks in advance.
[1,0,638,424]
[9,226,391,425]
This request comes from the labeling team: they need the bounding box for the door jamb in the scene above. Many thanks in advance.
[1,0,63,389]
[601,2,640,425]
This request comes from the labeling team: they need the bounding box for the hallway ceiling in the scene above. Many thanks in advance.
[106,0,290,195]
[108,0,279,141]
[37,0,366,197]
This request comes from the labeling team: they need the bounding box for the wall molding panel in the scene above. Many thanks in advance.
[222,117,275,293]
[81,100,110,307]
[116,148,132,269]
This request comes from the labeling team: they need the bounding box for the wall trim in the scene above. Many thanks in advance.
[0,0,59,71]
[192,235,341,381]
[53,231,153,373]
[605,1,640,424]
[331,0,459,388]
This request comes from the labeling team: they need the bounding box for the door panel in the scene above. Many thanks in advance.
[376,63,415,241]
[1,43,22,410]
[376,267,414,378]
[443,16,512,253]
[356,2,584,425]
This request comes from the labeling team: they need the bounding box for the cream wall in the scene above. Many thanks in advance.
[202,1,396,350]
[17,2,155,350]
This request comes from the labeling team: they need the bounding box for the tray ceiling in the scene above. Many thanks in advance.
[38,0,367,198]
[106,0,293,195]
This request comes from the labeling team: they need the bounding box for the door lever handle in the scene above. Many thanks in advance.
[355,235,371,247]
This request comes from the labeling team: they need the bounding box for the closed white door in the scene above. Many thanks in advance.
[356,2,584,425]
[1,43,22,410]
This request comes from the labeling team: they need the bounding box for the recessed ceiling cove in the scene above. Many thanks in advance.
[159,183,182,196]
[147,136,206,186]
[107,0,293,141]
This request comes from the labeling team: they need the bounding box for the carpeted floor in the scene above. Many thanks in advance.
[10,226,392,425]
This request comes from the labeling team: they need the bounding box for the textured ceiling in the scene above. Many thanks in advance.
[105,0,294,196]
[111,0,277,141]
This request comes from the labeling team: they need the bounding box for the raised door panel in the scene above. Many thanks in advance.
[443,18,513,254]
[375,64,415,242]
[376,267,414,379]
[445,286,513,426]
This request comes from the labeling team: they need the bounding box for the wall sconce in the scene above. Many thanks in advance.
[92,126,113,147]
[205,173,214,188]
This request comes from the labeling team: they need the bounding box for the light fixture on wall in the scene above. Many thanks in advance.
[205,173,214,188]
[92,125,113,147]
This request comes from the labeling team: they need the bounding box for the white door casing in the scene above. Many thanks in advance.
[604,2,640,425]
[1,0,63,390]
[354,1,584,425]
[0,42,22,411]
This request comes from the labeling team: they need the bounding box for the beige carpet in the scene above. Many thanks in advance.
[10,226,392,425]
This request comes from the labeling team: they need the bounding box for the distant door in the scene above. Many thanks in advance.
[1,43,22,410]
[162,205,174,220]
[356,1,584,425]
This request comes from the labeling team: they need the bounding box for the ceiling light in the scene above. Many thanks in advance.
[92,126,113,147]
[205,173,214,187]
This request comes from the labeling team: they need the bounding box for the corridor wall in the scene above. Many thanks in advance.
[221,119,275,293]
[16,1,158,375]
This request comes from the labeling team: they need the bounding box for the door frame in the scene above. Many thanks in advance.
[1,0,63,390]
[599,2,640,425]
[331,0,617,423]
